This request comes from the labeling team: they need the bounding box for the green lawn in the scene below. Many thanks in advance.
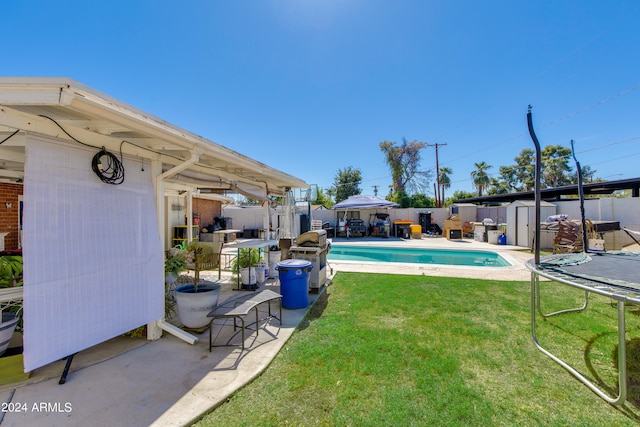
[196,272,640,426]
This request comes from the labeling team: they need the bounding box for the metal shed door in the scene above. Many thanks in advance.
[516,206,529,247]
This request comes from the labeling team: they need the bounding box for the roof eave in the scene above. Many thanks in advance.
[0,77,307,192]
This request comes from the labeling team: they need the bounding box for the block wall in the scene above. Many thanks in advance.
[0,183,23,250]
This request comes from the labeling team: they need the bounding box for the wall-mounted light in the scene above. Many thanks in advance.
[5,203,12,209]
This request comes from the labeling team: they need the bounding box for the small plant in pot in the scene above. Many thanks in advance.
[164,251,187,284]
[231,248,261,285]
[173,243,221,329]
[0,256,23,288]
[165,242,195,280]
[0,256,22,356]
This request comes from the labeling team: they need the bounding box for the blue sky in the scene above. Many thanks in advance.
[3,1,639,198]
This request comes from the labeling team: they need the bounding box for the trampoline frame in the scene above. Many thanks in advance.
[527,257,640,405]
[527,107,638,405]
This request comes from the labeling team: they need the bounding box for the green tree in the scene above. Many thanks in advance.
[392,190,412,208]
[447,190,477,205]
[487,175,512,195]
[489,146,596,192]
[572,164,597,184]
[331,166,362,203]
[487,149,534,194]
[379,138,430,195]
[513,148,536,191]
[411,193,436,208]
[542,145,572,188]
[470,161,492,196]
[314,187,334,207]
[438,166,452,206]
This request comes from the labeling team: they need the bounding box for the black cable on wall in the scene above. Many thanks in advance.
[91,147,125,185]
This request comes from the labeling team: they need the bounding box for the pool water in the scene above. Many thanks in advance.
[327,246,511,267]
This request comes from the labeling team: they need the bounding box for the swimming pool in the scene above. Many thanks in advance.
[327,245,511,267]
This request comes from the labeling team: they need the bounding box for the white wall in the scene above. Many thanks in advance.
[167,195,186,229]
[223,198,640,249]
[222,205,303,237]
[477,206,508,224]
[555,197,640,249]
[222,206,266,231]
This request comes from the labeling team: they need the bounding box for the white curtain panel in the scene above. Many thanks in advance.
[23,137,163,372]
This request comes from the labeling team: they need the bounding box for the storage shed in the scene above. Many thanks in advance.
[506,200,557,247]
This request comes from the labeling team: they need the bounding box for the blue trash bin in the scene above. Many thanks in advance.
[276,259,313,309]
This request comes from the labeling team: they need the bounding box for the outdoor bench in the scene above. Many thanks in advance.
[207,289,282,351]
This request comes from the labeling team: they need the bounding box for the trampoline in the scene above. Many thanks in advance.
[526,107,639,405]
[527,253,640,404]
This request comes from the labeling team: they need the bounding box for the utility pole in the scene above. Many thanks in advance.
[372,185,379,196]
[427,143,447,207]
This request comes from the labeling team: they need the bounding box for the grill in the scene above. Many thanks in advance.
[289,230,329,291]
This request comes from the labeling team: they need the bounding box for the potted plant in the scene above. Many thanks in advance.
[173,244,221,329]
[231,248,261,285]
[164,249,188,284]
[0,256,22,356]
[0,256,23,288]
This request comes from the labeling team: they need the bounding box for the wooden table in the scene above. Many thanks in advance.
[212,229,241,243]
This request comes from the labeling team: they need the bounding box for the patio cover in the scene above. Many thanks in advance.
[332,195,398,210]
[0,78,308,370]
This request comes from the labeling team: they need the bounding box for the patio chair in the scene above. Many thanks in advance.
[191,241,222,279]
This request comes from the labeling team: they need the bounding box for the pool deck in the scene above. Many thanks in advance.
[328,235,533,281]
[0,236,534,426]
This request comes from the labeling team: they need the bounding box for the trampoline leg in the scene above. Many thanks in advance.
[531,272,627,405]
[534,273,588,318]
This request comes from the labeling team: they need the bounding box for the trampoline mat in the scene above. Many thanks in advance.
[540,252,640,292]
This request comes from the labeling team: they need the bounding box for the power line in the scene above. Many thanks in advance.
[440,84,640,169]
[539,85,640,129]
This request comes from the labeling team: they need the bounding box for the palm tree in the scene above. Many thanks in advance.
[438,167,452,206]
[470,162,492,197]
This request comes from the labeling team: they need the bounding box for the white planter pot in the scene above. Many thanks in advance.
[269,251,281,278]
[174,281,221,329]
[0,312,19,356]
[256,268,265,284]
[240,267,257,285]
